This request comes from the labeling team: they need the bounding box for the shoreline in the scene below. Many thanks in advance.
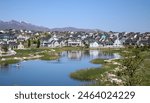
[70,55,121,85]
[0,47,122,65]
[70,46,150,86]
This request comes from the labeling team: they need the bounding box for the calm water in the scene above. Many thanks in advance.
[0,50,117,86]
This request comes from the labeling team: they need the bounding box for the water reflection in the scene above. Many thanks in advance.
[0,50,118,86]
[67,51,82,60]
[0,62,22,71]
[0,64,10,72]
[64,50,115,60]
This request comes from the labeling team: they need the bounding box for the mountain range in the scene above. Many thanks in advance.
[0,20,103,32]
[0,20,50,31]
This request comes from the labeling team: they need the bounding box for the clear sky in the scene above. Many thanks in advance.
[0,0,150,32]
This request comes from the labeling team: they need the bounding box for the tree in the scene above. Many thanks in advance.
[37,39,40,48]
[2,46,8,53]
[83,41,89,48]
[118,48,145,86]
[28,39,31,48]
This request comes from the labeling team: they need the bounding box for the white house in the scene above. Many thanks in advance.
[113,38,123,48]
[89,41,99,48]
[67,38,83,47]
[17,35,29,41]
[59,40,66,47]
[18,42,25,49]
[47,40,60,48]
[41,34,60,47]
[113,33,124,48]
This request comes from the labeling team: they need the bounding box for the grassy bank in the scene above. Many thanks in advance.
[70,67,102,81]
[40,52,59,60]
[0,59,20,65]
[70,47,150,86]
[0,47,86,65]
[90,58,106,64]
[70,59,118,81]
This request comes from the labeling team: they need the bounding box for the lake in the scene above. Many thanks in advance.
[0,50,118,86]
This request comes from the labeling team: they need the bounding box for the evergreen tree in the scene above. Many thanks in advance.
[37,39,40,48]
[28,39,31,48]
[2,46,8,53]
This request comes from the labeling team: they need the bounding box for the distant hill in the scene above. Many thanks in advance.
[0,20,50,31]
[0,20,104,32]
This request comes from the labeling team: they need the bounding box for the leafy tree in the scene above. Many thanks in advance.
[118,48,145,86]
[28,39,31,48]
[83,41,89,48]
[2,46,8,53]
[32,40,37,44]
[37,39,40,48]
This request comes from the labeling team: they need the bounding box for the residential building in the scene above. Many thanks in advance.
[89,41,99,48]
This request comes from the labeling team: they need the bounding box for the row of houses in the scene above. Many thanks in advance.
[40,33,126,48]
[0,33,25,51]
[41,34,84,48]
[0,30,150,52]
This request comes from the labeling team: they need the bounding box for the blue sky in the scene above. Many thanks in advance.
[0,0,150,32]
